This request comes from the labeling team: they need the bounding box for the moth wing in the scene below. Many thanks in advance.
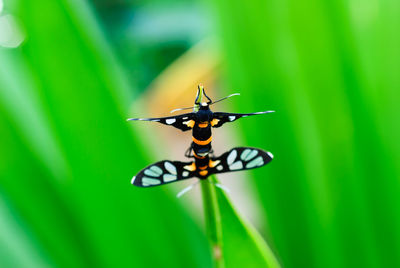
[132,160,196,187]
[211,111,274,128]
[208,147,273,175]
[127,113,195,132]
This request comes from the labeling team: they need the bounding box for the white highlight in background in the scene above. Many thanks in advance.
[0,0,3,14]
[0,14,25,48]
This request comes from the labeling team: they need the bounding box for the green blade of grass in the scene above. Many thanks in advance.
[201,175,281,268]
[0,0,212,267]
[0,192,54,268]
[200,178,224,268]
[209,0,400,267]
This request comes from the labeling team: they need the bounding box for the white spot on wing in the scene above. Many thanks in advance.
[182,117,188,120]
[163,174,177,182]
[144,169,160,177]
[267,152,274,159]
[149,166,163,175]
[131,176,136,184]
[151,119,160,122]
[229,116,236,121]
[216,165,223,171]
[229,161,243,170]
[142,177,161,186]
[245,150,258,161]
[246,156,264,168]
[240,149,251,161]
[183,171,189,177]
[164,162,177,175]
[166,118,176,124]
[227,150,237,165]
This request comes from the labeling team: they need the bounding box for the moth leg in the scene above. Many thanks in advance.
[184,146,193,158]
[176,180,200,198]
[209,148,215,157]
[207,180,230,194]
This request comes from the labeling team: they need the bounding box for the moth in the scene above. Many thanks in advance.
[131,147,273,187]
[128,84,274,190]
[127,84,274,157]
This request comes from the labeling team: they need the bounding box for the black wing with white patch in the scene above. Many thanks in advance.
[208,147,273,176]
[132,160,196,187]
[127,113,195,132]
[211,111,274,128]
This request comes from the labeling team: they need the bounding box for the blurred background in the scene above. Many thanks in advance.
[1,0,400,267]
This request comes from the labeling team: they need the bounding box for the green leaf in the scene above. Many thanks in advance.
[209,0,400,267]
[201,176,281,268]
[0,0,212,267]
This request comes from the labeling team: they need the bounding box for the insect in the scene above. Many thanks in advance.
[128,84,274,190]
[131,147,273,187]
[127,84,274,157]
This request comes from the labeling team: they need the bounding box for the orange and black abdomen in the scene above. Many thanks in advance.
[191,121,212,154]
[194,154,211,178]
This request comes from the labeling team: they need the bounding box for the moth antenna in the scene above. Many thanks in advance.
[176,180,200,198]
[170,106,194,114]
[210,93,240,105]
[195,84,212,104]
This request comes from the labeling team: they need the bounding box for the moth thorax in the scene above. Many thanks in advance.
[197,108,212,122]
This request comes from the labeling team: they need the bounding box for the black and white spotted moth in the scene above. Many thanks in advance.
[128,84,274,187]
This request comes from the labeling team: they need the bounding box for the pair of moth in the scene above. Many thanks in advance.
[128,84,274,189]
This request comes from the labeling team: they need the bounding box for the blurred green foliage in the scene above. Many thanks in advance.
[92,0,210,90]
[0,0,211,267]
[211,0,400,267]
[1,0,400,267]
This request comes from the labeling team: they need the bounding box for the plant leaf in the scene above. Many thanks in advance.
[201,176,281,268]
[0,0,212,267]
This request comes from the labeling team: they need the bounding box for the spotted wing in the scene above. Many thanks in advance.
[211,111,274,128]
[132,160,196,187]
[127,113,195,132]
[208,147,273,175]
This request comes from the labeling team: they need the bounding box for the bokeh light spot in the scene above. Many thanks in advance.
[0,14,25,48]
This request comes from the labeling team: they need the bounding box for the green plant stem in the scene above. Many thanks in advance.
[200,175,224,268]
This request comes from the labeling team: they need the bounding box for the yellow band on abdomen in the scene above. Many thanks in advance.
[192,136,212,145]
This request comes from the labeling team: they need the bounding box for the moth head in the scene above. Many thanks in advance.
[170,84,239,114]
[195,84,212,106]
[199,102,209,110]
